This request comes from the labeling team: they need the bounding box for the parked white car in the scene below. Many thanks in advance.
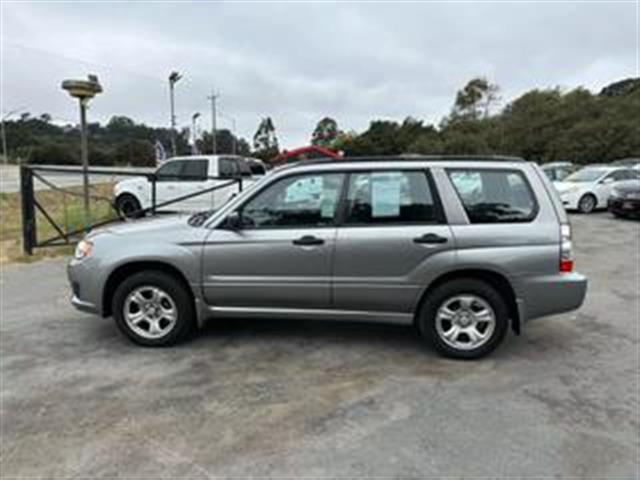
[114,155,259,216]
[541,162,577,183]
[555,165,639,213]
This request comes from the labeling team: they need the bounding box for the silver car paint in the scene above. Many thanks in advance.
[68,159,587,329]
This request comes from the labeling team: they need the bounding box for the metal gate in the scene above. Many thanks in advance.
[20,165,243,255]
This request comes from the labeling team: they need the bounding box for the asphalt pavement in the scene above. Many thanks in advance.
[1,212,638,477]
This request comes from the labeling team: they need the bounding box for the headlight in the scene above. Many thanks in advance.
[74,239,93,260]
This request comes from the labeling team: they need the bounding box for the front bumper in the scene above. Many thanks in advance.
[608,196,640,217]
[559,191,580,210]
[519,272,588,322]
[67,258,102,315]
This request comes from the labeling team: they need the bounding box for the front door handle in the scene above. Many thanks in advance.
[413,233,448,244]
[293,235,325,246]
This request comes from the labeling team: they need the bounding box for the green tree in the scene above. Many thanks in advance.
[452,77,500,119]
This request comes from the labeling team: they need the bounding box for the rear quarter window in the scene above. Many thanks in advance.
[447,168,538,223]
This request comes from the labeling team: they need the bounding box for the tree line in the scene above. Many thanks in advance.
[3,77,638,167]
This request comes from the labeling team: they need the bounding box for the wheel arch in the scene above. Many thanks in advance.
[415,268,521,334]
[102,260,196,319]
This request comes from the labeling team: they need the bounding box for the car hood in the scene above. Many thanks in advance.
[613,180,640,193]
[554,181,587,193]
[89,214,192,238]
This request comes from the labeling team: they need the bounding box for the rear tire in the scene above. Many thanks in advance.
[417,279,509,359]
[112,271,195,346]
[577,193,597,214]
[116,193,144,219]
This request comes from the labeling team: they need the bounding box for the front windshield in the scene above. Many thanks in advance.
[565,168,606,183]
[187,173,270,226]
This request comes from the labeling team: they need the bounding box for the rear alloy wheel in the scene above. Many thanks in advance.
[116,193,143,219]
[112,271,195,346]
[578,194,597,214]
[417,279,509,359]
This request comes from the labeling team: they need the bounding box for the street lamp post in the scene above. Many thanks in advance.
[168,71,182,157]
[191,112,201,154]
[61,75,102,229]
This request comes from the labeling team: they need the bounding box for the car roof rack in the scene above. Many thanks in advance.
[288,154,525,168]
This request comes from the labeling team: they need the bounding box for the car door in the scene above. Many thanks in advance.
[594,170,627,206]
[154,160,185,211]
[202,172,345,310]
[332,169,454,314]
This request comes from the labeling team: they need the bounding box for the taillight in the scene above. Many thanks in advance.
[560,223,574,273]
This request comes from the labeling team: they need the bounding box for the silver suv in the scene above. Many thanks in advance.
[68,156,587,359]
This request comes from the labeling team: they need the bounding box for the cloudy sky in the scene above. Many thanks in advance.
[2,1,638,148]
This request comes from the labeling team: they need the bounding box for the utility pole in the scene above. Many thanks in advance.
[191,112,201,154]
[169,71,182,157]
[207,90,218,154]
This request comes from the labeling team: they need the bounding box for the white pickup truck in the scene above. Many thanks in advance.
[114,155,266,216]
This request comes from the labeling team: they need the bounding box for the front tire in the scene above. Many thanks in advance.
[112,271,195,346]
[577,193,597,214]
[417,279,509,359]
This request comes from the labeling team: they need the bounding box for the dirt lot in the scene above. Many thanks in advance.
[1,213,638,478]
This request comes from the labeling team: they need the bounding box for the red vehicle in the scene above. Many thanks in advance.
[271,145,342,166]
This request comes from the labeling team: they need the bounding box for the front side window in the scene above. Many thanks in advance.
[241,173,344,228]
[236,159,253,177]
[181,159,208,181]
[156,161,184,181]
[345,171,438,224]
[448,169,537,223]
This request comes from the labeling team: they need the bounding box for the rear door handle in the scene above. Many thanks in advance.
[413,233,448,244]
[293,235,324,246]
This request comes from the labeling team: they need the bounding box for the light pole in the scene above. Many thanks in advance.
[169,71,182,157]
[191,112,201,154]
[61,74,102,228]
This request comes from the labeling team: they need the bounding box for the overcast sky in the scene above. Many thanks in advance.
[2,1,638,148]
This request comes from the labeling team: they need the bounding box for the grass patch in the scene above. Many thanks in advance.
[1,181,118,264]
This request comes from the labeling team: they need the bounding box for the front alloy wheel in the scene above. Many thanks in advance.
[112,270,195,346]
[578,194,596,213]
[124,286,178,340]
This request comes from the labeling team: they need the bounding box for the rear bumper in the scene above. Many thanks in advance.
[519,272,588,322]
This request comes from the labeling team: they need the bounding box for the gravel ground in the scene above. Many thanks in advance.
[1,212,638,478]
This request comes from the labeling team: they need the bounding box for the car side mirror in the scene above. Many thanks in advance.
[225,211,242,230]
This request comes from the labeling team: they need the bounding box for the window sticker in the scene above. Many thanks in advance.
[286,177,322,203]
[372,175,401,217]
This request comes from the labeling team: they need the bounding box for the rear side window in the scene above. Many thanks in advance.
[448,169,537,223]
[219,158,237,178]
[181,159,208,180]
[344,171,439,225]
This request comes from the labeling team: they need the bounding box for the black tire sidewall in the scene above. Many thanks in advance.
[418,279,509,359]
[112,271,194,346]
[116,194,143,218]
[578,194,596,213]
